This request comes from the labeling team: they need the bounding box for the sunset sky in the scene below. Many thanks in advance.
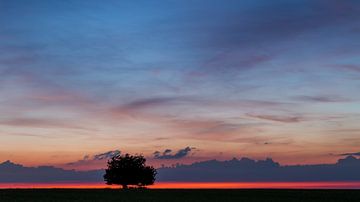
[1,0,360,171]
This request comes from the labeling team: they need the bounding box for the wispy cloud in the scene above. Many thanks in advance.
[330,64,360,73]
[246,113,303,123]
[119,97,187,111]
[195,0,360,50]
[0,118,86,129]
[200,51,273,73]
[293,95,350,103]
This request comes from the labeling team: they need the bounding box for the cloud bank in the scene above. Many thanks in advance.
[0,161,102,183]
[157,156,360,182]
[1,156,360,183]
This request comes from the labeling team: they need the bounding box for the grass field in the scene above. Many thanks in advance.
[0,189,360,202]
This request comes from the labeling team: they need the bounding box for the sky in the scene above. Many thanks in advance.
[0,0,360,171]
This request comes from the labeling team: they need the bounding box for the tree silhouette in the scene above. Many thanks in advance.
[103,153,156,189]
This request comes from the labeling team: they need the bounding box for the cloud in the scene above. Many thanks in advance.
[110,96,198,119]
[119,97,184,111]
[1,156,360,183]
[200,51,273,74]
[0,118,87,129]
[330,64,360,73]
[194,0,360,50]
[154,147,194,159]
[93,150,121,160]
[165,118,266,144]
[176,0,360,80]
[120,97,289,111]
[0,160,102,183]
[66,150,121,167]
[246,113,303,123]
[339,152,360,156]
[293,95,350,103]
[157,156,360,182]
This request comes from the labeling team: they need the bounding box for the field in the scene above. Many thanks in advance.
[0,189,360,202]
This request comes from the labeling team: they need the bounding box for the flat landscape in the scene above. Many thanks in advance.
[0,189,360,202]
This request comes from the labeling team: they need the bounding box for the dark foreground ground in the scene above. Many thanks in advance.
[0,189,360,202]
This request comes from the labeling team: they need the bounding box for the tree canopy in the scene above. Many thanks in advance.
[104,154,156,189]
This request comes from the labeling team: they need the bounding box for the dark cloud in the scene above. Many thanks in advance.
[66,150,120,166]
[157,156,360,182]
[0,160,102,183]
[93,150,121,160]
[340,152,360,156]
[246,113,303,123]
[154,147,194,159]
[1,156,360,183]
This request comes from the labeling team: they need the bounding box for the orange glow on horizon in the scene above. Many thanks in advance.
[1,182,360,189]
[150,182,360,189]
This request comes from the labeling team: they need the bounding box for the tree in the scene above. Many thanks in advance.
[104,153,157,189]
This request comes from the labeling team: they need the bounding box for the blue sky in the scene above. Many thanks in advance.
[0,0,360,169]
